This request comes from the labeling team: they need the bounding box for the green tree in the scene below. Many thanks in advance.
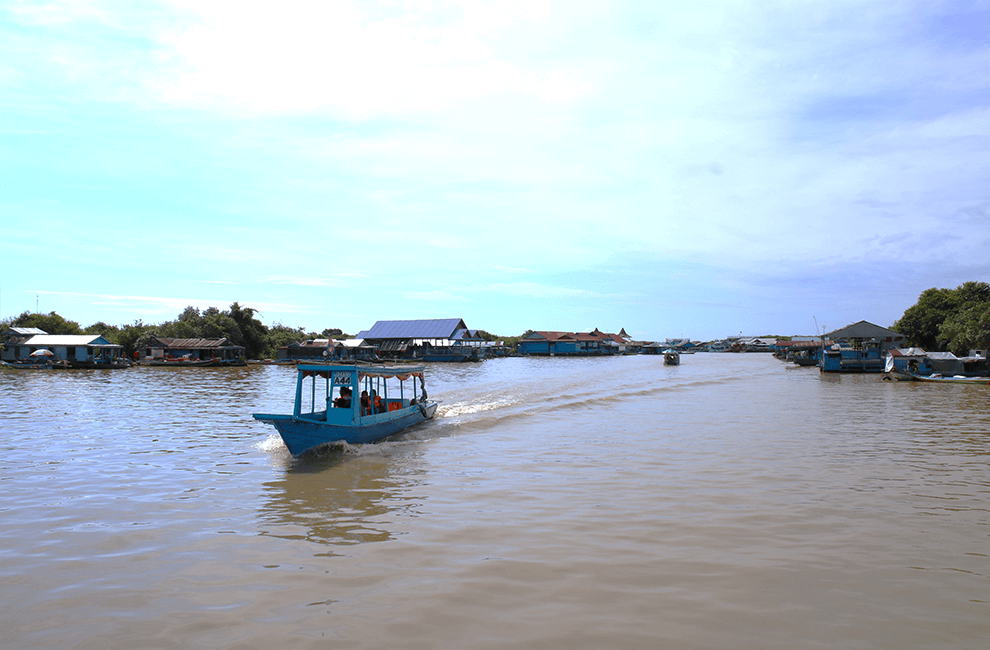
[263,323,310,359]
[116,320,154,359]
[10,311,83,335]
[226,302,267,358]
[84,321,120,338]
[938,303,990,356]
[893,282,990,351]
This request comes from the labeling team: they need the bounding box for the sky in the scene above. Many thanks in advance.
[2,0,989,341]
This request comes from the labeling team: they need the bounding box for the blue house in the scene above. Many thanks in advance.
[821,321,905,373]
[517,329,629,356]
[3,334,125,368]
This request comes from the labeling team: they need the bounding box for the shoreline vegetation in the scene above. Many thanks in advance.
[2,282,987,360]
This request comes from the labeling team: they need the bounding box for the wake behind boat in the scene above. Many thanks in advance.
[253,363,438,455]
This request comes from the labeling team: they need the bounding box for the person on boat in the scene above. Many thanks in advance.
[334,386,352,408]
[360,390,371,415]
[372,391,383,414]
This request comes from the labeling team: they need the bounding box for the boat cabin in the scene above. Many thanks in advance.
[295,364,428,425]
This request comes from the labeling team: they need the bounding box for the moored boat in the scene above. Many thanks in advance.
[911,374,990,385]
[144,357,245,367]
[253,363,438,455]
[1,359,54,370]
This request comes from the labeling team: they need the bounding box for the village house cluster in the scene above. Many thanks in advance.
[5,317,986,377]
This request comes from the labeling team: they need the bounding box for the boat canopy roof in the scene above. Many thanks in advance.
[299,363,425,381]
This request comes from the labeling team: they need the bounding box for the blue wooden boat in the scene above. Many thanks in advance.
[1,359,53,370]
[252,363,438,455]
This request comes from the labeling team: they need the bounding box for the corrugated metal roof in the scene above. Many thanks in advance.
[451,329,484,341]
[153,337,242,349]
[10,327,48,335]
[360,319,468,340]
[826,320,903,340]
[523,331,570,341]
[890,348,927,357]
[23,334,117,347]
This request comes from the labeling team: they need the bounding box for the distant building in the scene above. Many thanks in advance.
[2,333,124,368]
[142,337,245,365]
[277,338,377,362]
[2,327,48,349]
[825,321,905,353]
[354,318,494,361]
[517,328,630,356]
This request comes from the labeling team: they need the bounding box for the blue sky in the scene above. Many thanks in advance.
[2,1,988,341]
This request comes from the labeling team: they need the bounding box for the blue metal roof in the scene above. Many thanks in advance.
[359,319,468,340]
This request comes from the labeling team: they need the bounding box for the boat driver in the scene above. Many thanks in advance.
[333,386,352,408]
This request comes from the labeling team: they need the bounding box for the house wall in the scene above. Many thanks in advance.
[518,341,548,354]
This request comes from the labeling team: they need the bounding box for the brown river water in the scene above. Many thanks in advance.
[2,354,988,649]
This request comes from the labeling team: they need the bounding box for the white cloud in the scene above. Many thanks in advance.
[148,0,600,119]
[5,1,990,338]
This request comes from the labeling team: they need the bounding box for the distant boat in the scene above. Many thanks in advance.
[663,350,680,366]
[253,363,438,455]
[144,357,245,367]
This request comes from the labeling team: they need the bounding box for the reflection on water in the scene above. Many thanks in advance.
[259,446,427,548]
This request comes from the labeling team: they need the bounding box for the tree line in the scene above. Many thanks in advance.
[892,281,990,355]
[0,303,347,360]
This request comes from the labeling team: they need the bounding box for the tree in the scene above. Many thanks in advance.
[893,282,990,351]
[116,320,154,359]
[226,302,267,358]
[263,323,310,359]
[938,303,990,356]
[9,311,83,335]
[84,321,120,339]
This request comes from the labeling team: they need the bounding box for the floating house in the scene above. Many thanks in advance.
[821,321,905,373]
[2,333,124,368]
[354,318,492,361]
[883,348,989,379]
[883,348,934,378]
[276,338,377,363]
[278,338,337,363]
[2,327,48,348]
[774,339,827,366]
[516,328,629,356]
[141,337,246,366]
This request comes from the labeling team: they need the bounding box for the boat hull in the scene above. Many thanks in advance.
[144,358,246,367]
[254,403,438,454]
[914,375,990,385]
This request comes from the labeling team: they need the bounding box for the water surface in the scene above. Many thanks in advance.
[2,354,988,648]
